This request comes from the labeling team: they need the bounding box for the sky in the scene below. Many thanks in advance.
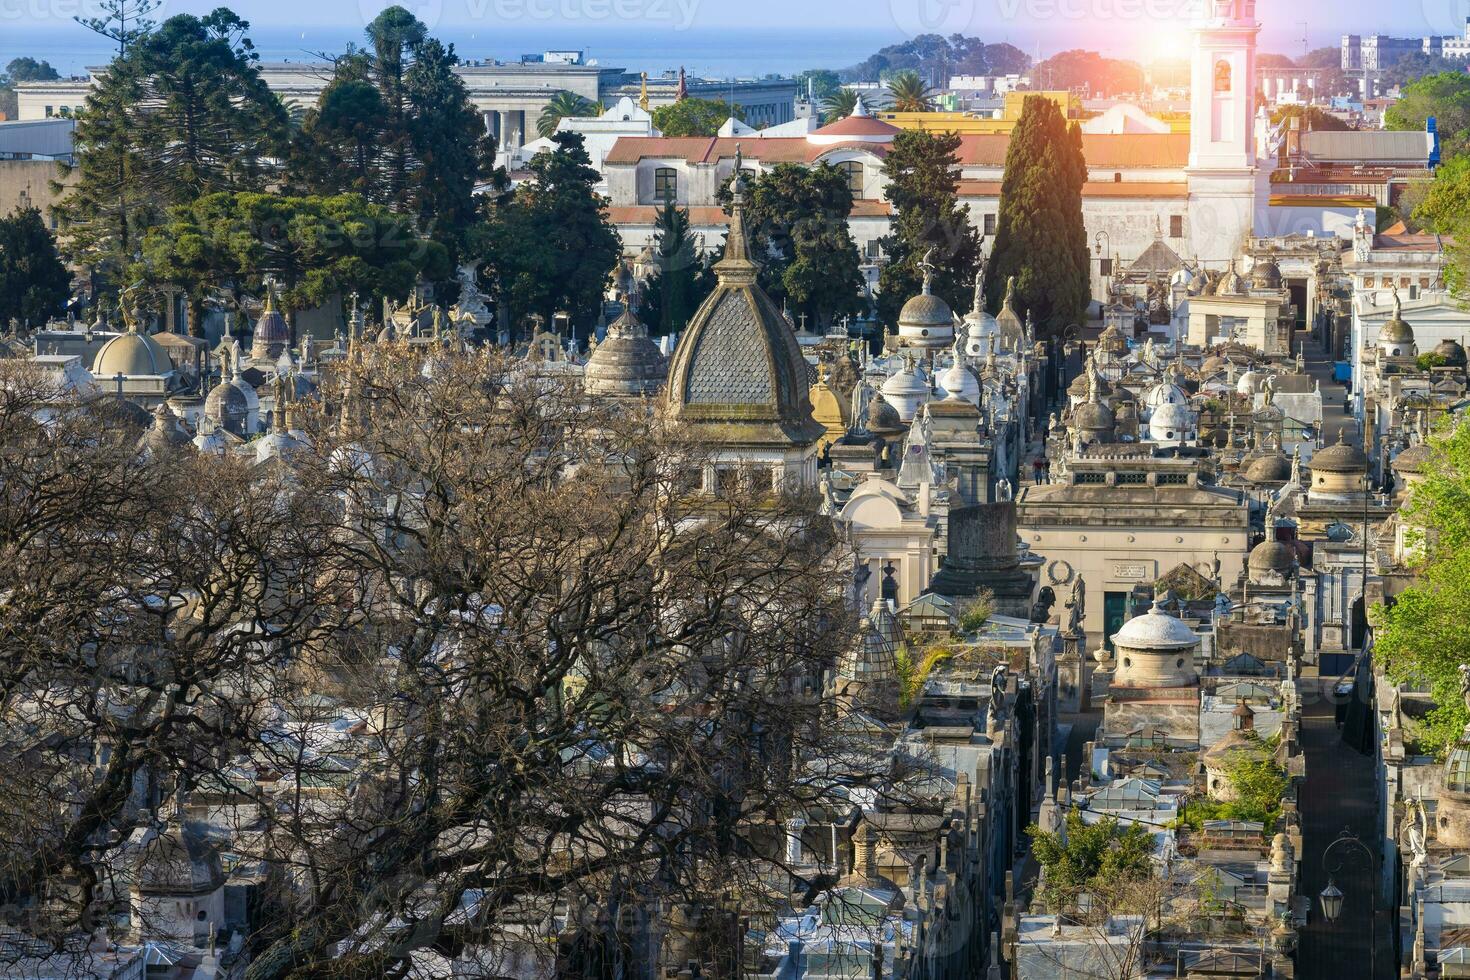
[4,0,1470,76]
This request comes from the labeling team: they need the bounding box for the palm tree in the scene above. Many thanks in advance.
[821,88,859,124]
[887,70,934,112]
[537,90,597,139]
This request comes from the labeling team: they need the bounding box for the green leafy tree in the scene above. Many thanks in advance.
[820,88,859,124]
[4,58,60,83]
[1412,156,1470,297]
[842,34,1031,85]
[718,163,866,330]
[74,0,161,57]
[55,10,287,280]
[1028,812,1154,914]
[292,9,487,266]
[0,207,71,327]
[652,97,743,137]
[639,200,713,338]
[472,132,621,337]
[886,69,933,111]
[538,90,597,139]
[1034,49,1144,96]
[1376,420,1470,756]
[0,59,60,119]
[795,69,841,102]
[986,94,1090,336]
[1386,72,1470,160]
[1270,104,1352,133]
[138,191,447,334]
[876,129,982,331]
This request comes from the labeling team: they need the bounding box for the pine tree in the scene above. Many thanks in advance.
[472,133,621,336]
[876,129,982,331]
[55,10,286,282]
[0,207,71,327]
[985,94,1090,337]
[639,200,708,338]
[719,163,867,330]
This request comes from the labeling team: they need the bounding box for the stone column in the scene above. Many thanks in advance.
[784,817,806,866]
[496,110,509,152]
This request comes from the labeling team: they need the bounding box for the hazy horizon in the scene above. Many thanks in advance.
[4,0,1468,77]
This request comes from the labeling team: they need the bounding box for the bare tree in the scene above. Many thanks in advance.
[0,348,888,979]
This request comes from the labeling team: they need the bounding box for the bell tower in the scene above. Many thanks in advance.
[1187,0,1260,263]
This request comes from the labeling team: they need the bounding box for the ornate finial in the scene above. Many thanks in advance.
[971,255,987,316]
[262,283,277,314]
[1003,275,1016,311]
[1392,284,1403,321]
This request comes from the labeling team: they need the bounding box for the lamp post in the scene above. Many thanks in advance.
[1318,827,1377,977]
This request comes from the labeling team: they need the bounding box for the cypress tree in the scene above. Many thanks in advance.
[876,129,982,332]
[986,94,1090,337]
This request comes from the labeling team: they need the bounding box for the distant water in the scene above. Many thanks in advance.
[0,24,901,79]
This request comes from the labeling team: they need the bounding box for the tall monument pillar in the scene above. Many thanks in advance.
[1186,0,1260,265]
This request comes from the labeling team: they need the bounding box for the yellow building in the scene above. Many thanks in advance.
[877,91,1080,136]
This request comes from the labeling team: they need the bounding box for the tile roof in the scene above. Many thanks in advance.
[957,180,1188,199]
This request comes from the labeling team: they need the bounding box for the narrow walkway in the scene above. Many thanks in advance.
[1296,689,1392,980]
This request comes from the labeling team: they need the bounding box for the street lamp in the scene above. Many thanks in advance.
[1317,827,1376,975]
[1318,879,1343,922]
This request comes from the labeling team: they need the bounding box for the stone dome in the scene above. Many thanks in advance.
[584,306,667,397]
[133,820,225,897]
[1380,314,1415,346]
[881,360,931,423]
[93,328,170,378]
[1068,369,1112,399]
[1148,401,1195,443]
[1311,438,1369,473]
[1245,452,1292,484]
[1143,377,1188,413]
[1392,443,1432,475]
[1433,338,1468,368]
[1251,254,1282,290]
[139,402,192,455]
[1217,262,1246,296]
[936,357,980,405]
[867,392,904,435]
[897,267,956,349]
[1248,538,1297,577]
[664,159,824,450]
[251,290,290,361]
[1112,602,1200,651]
[1074,399,1115,431]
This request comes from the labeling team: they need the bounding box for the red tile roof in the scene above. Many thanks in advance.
[606,199,893,226]
[604,132,1189,169]
[957,180,1189,199]
[810,114,902,138]
[604,136,890,165]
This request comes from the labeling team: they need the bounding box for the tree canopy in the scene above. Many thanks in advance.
[652,97,743,137]
[717,163,867,330]
[1028,812,1154,913]
[1410,155,1470,297]
[841,34,1029,84]
[638,200,715,338]
[470,132,621,337]
[986,94,1091,336]
[0,207,71,327]
[1034,49,1144,97]
[290,7,488,266]
[1377,420,1470,755]
[138,191,448,332]
[55,10,287,280]
[1386,72,1470,160]
[876,129,982,331]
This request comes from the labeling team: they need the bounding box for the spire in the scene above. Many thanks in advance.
[715,146,757,283]
[262,283,277,315]
[639,71,649,112]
